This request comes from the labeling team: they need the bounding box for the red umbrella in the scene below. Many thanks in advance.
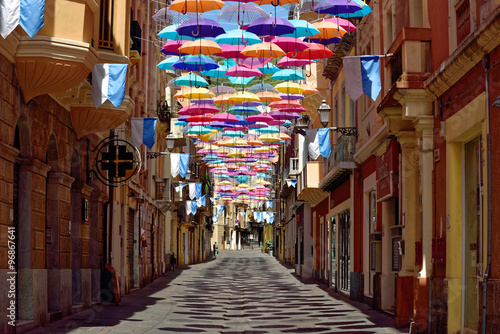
[268,100,302,109]
[270,37,308,53]
[216,45,246,59]
[291,43,334,59]
[226,65,263,77]
[187,114,214,122]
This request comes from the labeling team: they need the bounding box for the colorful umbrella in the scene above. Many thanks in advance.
[157,57,180,70]
[183,87,216,99]
[300,83,318,94]
[216,44,246,59]
[236,57,273,69]
[256,91,282,103]
[177,18,225,38]
[186,126,212,135]
[172,55,219,71]
[152,8,199,24]
[228,76,256,85]
[270,37,308,53]
[227,106,261,116]
[158,24,195,40]
[258,62,280,74]
[313,0,363,15]
[212,112,240,122]
[226,65,263,77]
[241,42,286,58]
[246,17,296,37]
[281,19,320,38]
[312,20,347,40]
[174,73,209,86]
[229,91,261,103]
[275,82,305,94]
[209,86,237,95]
[215,29,262,45]
[179,39,223,55]
[162,40,189,55]
[337,0,372,18]
[271,69,305,81]
[324,17,357,33]
[218,4,269,25]
[169,0,226,13]
[277,56,315,67]
[247,83,279,93]
[178,104,219,115]
[292,43,334,59]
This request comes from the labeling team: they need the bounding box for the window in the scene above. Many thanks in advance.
[339,210,350,291]
[456,0,470,45]
[99,0,114,50]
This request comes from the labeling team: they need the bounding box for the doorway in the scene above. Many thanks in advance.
[339,210,350,292]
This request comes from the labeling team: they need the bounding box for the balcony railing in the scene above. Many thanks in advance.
[324,135,356,176]
[289,158,299,176]
[390,49,402,85]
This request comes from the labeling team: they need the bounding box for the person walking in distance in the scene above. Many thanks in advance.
[213,242,218,259]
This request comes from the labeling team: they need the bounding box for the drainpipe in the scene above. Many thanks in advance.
[482,55,492,334]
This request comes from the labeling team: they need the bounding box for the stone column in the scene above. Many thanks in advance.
[46,172,74,318]
[395,131,418,327]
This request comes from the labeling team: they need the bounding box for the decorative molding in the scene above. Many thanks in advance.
[47,172,75,188]
[0,140,20,162]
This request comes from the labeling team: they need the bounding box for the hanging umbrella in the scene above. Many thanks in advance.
[236,57,273,69]
[241,42,286,58]
[158,24,195,40]
[257,125,280,133]
[300,83,318,94]
[311,20,347,40]
[167,77,183,89]
[258,62,279,74]
[324,17,357,33]
[179,39,223,55]
[256,91,282,103]
[157,57,180,70]
[152,8,199,24]
[187,126,212,135]
[229,91,261,103]
[303,36,342,45]
[270,37,308,53]
[271,69,305,81]
[172,55,219,71]
[223,130,246,137]
[216,29,262,46]
[177,18,225,38]
[214,93,235,105]
[218,4,269,26]
[281,19,320,38]
[178,104,219,115]
[209,86,237,95]
[202,64,230,78]
[212,112,240,122]
[191,98,215,104]
[216,44,246,59]
[275,82,305,94]
[247,83,278,93]
[226,65,263,77]
[336,0,373,18]
[162,40,189,55]
[253,0,299,5]
[277,56,314,67]
[269,99,302,109]
[169,0,225,13]
[246,17,296,37]
[292,43,334,59]
[187,114,214,122]
[279,93,304,100]
[183,87,216,99]
[313,0,363,15]
[246,113,274,123]
[269,111,299,120]
[227,106,261,116]
[228,76,256,85]
[258,133,281,142]
[174,73,209,87]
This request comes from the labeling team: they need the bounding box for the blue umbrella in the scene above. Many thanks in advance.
[271,69,305,81]
[158,24,195,40]
[304,36,342,45]
[172,56,219,71]
[227,106,261,116]
[157,57,180,70]
[175,73,209,87]
[236,175,250,183]
[178,18,225,38]
[246,17,296,37]
[187,126,211,135]
[233,115,256,126]
[228,76,256,85]
[281,20,320,38]
[258,125,280,133]
[216,29,262,45]
[259,63,279,74]
[313,0,363,15]
[337,0,373,18]
[223,130,246,137]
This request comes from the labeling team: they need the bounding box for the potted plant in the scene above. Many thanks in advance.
[261,245,266,253]
[266,241,274,256]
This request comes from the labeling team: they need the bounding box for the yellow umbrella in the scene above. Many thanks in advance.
[199,130,218,142]
[169,0,225,13]
[174,87,191,98]
[255,146,270,152]
[275,82,305,94]
[258,133,281,142]
[247,138,264,146]
[225,138,249,146]
[179,39,222,55]
[227,149,245,157]
[218,180,232,186]
[256,91,282,103]
[256,179,271,185]
[183,87,216,99]
[238,183,250,188]
[229,91,261,103]
[300,83,318,95]
[241,42,286,58]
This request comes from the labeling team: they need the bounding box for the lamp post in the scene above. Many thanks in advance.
[165,135,176,152]
[317,100,358,137]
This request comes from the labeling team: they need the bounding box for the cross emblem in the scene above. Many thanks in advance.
[101,145,134,178]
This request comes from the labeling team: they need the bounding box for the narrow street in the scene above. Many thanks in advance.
[30,250,406,334]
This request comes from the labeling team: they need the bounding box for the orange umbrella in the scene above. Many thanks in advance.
[292,43,333,59]
[213,93,236,105]
[179,39,222,55]
[300,83,318,95]
[241,42,286,58]
[170,0,225,13]
[312,21,347,40]
[256,91,282,103]
[253,0,299,5]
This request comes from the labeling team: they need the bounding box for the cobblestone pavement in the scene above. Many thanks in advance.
[28,249,408,334]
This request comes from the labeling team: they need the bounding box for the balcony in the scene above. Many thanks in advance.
[319,135,357,192]
[155,179,175,212]
[297,161,327,206]
[289,158,300,177]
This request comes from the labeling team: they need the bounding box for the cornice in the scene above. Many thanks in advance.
[353,123,389,163]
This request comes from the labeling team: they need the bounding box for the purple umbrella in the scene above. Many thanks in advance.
[313,0,363,15]
[269,111,300,120]
[303,36,342,45]
[279,93,304,100]
[246,17,296,37]
[178,18,225,38]
[236,57,273,69]
[191,98,215,104]
[210,86,238,95]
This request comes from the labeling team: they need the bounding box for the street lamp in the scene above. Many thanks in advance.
[165,135,176,152]
[318,100,332,128]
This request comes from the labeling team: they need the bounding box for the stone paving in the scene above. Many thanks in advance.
[28,249,408,334]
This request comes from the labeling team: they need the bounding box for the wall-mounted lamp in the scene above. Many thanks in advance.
[492,96,500,108]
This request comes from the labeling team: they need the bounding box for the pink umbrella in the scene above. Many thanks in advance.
[162,40,188,55]
[269,111,299,120]
[178,104,220,115]
[247,122,269,129]
[324,17,356,33]
[224,125,249,131]
[270,37,308,53]
[277,56,314,67]
[237,57,273,69]
[246,113,274,123]
[275,106,306,112]
[267,119,287,125]
[226,65,263,77]
[211,112,240,122]
[216,44,246,59]
[269,100,302,109]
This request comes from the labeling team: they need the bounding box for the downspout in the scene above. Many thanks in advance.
[145,2,150,116]
[482,55,492,334]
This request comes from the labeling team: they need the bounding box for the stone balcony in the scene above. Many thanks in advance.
[297,161,327,206]
[319,135,357,192]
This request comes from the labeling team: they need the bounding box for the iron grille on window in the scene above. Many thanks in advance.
[99,0,114,50]
[130,20,142,54]
[456,0,470,45]
[392,237,401,272]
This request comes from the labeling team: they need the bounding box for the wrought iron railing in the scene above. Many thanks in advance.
[323,135,356,176]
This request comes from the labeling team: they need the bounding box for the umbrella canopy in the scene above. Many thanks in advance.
[209,86,237,95]
[247,83,279,93]
[179,39,222,55]
[212,112,240,122]
[229,91,261,103]
[246,17,296,37]
[256,91,282,103]
[258,133,281,142]
[271,69,305,81]
[227,106,261,116]
[169,0,225,13]
[228,76,256,85]
[172,55,219,71]
[313,0,363,15]
[162,40,188,55]
[312,20,347,40]
[253,0,300,5]
[177,18,225,38]
[158,24,196,40]
[300,83,318,94]
[270,37,308,53]
[216,44,246,59]
[241,42,286,58]
[183,87,216,99]
[279,93,304,100]
[226,65,263,77]
[202,64,229,78]
[281,19,320,38]
[215,29,262,45]
[178,104,219,115]
[213,93,235,105]
[269,99,302,109]
[236,57,273,69]
[292,43,334,59]
[157,57,180,70]
[337,0,373,18]
[186,126,212,135]
[277,56,314,67]
[324,17,357,32]
[269,111,299,120]
[152,8,199,24]
[258,62,280,74]
[275,82,305,94]
[174,73,209,87]
[246,113,274,123]
[218,4,269,25]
